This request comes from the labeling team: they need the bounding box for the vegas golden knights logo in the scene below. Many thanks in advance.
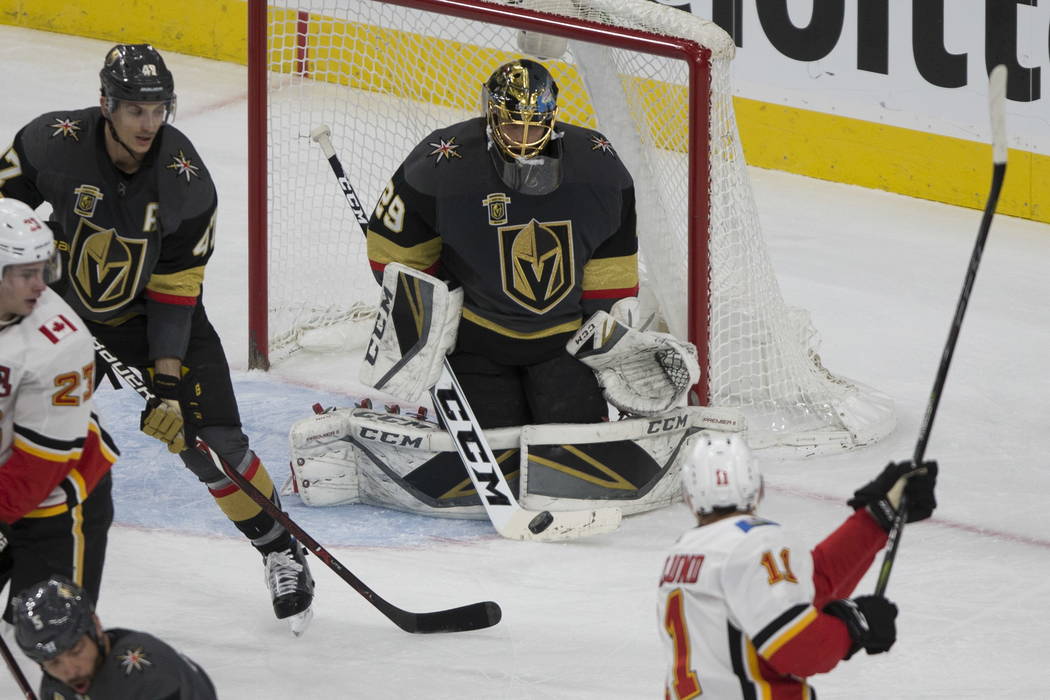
[498,219,574,314]
[481,192,511,226]
[70,218,148,313]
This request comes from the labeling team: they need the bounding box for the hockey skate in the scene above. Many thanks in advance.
[264,540,315,636]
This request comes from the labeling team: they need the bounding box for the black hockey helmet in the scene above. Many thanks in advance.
[484,58,559,160]
[12,576,99,663]
[100,43,176,120]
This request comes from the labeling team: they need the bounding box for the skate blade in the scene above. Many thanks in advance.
[289,607,314,637]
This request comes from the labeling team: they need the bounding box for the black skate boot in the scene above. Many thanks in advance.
[264,539,315,636]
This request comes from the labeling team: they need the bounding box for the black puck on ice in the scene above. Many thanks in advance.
[528,511,554,534]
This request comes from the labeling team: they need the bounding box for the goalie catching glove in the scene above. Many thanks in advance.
[567,310,700,417]
[140,373,186,453]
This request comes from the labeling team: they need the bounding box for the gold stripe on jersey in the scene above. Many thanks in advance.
[461,308,582,340]
[367,229,442,270]
[146,265,206,298]
[743,637,774,700]
[23,468,90,518]
[757,605,819,658]
[581,253,639,292]
[14,420,119,465]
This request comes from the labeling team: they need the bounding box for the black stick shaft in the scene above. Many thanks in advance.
[874,145,1007,597]
[0,635,37,700]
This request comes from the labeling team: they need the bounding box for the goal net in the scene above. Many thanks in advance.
[247,0,895,452]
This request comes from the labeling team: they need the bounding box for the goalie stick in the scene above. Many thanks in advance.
[0,635,37,700]
[874,65,1009,596]
[311,124,623,541]
[93,337,501,633]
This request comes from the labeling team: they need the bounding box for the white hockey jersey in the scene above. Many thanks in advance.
[0,288,118,522]
[657,510,887,699]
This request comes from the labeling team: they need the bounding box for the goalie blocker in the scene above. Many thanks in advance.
[283,404,744,517]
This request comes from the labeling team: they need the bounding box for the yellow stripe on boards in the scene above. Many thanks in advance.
[3,0,1044,224]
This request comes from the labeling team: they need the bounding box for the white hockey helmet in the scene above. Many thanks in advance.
[681,432,762,516]
[0,198,60,282]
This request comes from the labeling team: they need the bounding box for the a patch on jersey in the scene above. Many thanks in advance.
[37,314,78,344]
[497,218,575,314]
[428,137,462,163]
[48,117,82,141]
[735,516,778,533]
[117,647,153,675]
[481,192,511,226]
[590,135,616,156]
[69,217,148,313]
[73,184,104,218]
[166,149,200,182]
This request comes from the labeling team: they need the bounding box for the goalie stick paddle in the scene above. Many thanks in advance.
[0,635,37,700]
[874,64,1009,597]
[311,124,623,542]
[93,338,501,633]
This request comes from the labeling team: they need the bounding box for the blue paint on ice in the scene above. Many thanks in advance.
[93,372,493,547]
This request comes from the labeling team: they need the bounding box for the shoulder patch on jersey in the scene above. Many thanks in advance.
[735,516,778,533]
[428,136,462,163]
[117,647,153,675]
[48,117,82,141]
[166,149,201,182]
[37,314,79,344]
[589,134,617,156]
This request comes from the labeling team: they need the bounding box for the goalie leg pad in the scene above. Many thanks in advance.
[519,406,744,516]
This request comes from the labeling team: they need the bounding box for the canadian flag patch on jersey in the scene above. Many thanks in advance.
[38,314,78,344]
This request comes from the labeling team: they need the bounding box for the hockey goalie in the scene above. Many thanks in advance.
[284,59,743,525]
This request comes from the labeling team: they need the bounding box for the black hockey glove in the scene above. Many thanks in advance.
[824,595,898,659]
[140,373,186,453]
[848,460,938,532]
[0,520,11,555]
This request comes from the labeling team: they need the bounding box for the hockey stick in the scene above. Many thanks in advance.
[92,338,501,633]
[311,124,623,541]
[0,635,37,700]
[874,65,1009,596]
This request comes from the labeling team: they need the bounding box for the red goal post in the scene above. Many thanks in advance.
[246,0,895,453]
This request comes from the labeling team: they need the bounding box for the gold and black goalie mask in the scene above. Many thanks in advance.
[485,59,559,160]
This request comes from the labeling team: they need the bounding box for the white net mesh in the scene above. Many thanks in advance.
[259,0,894,452]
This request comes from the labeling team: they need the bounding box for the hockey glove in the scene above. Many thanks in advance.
[0,520,10,555]
[848,460,938,532]
[824,595,898,659]
[140,373,186,453]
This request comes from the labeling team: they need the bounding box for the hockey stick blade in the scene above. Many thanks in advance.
[197,439,501,633]
[874,64,1009,597]
[432,360,622,542]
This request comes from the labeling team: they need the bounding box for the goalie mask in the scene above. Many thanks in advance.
[0,198,61,283]
[13,576,100,663]
[100,43,177,122]
[681,433,762,516]
[484,59,562,195]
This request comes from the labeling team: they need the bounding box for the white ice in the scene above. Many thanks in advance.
[2,26,1049,700]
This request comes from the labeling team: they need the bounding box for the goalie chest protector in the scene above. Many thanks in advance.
[369,116,637,364]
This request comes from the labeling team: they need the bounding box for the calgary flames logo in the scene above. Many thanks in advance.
[69,218,148,313]
[498,219,574,314]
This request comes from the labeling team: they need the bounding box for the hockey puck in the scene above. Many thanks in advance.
[528,511,554,534]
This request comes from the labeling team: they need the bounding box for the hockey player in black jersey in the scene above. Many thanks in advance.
[366,59,640,428]
[13,575,217,699]
[0,44,314,633]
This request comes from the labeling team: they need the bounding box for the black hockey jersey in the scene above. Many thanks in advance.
[367,117,638,364]
[0,108,217,360]
[38,628,217,699]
